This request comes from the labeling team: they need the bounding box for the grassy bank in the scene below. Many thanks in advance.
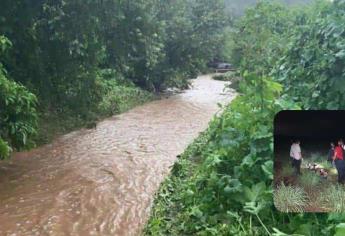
[144,121,215,235]
[34,85,154,145]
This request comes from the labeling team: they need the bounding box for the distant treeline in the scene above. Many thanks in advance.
[225,0,313,16]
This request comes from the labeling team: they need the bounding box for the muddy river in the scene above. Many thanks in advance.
[0,75,236,236]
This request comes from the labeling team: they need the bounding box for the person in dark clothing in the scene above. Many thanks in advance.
[333,139,345,184]
[328,142,335,162]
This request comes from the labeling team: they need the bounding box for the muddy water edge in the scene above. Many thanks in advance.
[0,75,236,236]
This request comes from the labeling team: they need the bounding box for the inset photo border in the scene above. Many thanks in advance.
[274,110,345,213]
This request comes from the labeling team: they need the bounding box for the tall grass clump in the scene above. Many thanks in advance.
[319,185,345,212]
[298,171,320,191]
[274,183,307,213]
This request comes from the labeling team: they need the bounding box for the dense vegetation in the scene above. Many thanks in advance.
[0,36,38,159]
[146,0,345,235]
[0,0,229,158]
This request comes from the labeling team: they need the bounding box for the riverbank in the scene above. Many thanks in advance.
[34,85,155,145]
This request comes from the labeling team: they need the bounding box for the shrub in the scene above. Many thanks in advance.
[274,183,307,212]
[0,75,38,150]
[273,0,345,110]
[0,36,38,152]
[0,138,11,160]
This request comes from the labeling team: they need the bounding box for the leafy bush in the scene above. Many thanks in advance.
[228,1,294,74]
[0,75,38,150]
[272,0,345,109]
[274,183,307,212]
[0,36,38,153]
[0,138,11,160]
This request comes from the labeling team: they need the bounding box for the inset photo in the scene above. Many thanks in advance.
[274,110,345,213]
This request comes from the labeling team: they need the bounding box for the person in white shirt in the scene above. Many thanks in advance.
[290,140,302,175]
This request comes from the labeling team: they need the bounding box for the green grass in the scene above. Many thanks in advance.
[318,185,345,212]
[319,160,333,170]
[298,171,320,190]
[99,85,154,116]
[144,131,211,235]
[274,183,308,213]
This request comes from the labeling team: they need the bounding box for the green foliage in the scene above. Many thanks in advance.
[0,138,11,160]
[274,183,307,213]
[0,75,38,150]
[0,36,38,152]
[230,0,345,110]
[272,0,345,109]
[0,0,229,110]
[228,1,295,73]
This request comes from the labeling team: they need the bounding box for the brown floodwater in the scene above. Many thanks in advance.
[0,75,236,236]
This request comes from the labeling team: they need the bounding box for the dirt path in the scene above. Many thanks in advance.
[0,75,236,236]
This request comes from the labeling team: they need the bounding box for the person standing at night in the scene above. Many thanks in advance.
[333,139,345,184]
[290,140,302,175]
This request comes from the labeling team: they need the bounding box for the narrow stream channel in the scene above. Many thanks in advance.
[0,75,236,236]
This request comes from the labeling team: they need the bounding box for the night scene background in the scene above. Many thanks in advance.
[274,110,345,159]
